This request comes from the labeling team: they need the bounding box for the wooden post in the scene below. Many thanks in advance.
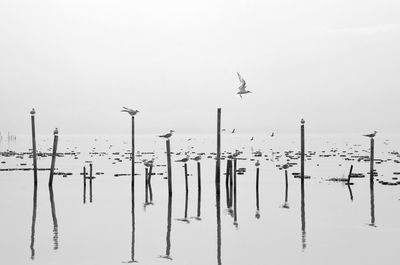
[229,160,233,208]
[347,165,353,184]
[184,163,189,220]
[225,160,230,208]
[370,138,374,179]
[83,166,86,204]
[197,161,201,218]
[166,139,172,195]
[49,128,59,187]
[233,159,237,225]
[145,168,149,203]
[89,163,93,203]
[256,167,259,212]
[148,165,153,202]
[30,108,38,185]
[131,116,135,196]
[216,108,221,194]
[300,119,305,181]
[285,169,289,204]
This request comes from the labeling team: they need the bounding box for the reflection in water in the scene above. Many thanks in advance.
[160,195,173,260]
[196,162,201,220]
[130,173,137,263]
[255,167,260,219]
[30,184,38,260]
[83,166,87,204]
[49,186,59,250]
[281,169,289,209]
[369,178,376,227]
[176,164,189,223]
[233,159,238,228]
[347,184,354,202]
[225,160,231,209]
[89,164,93,203]
[216,162,222,265]
[300,178,306,251]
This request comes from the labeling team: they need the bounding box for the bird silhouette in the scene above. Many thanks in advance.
[121,107,139,116]
[363,131,377,138]
[158,130,175,139]
[236,72,251,98]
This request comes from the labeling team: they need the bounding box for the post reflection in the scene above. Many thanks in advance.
[49,186,59,250]
[347,184,354,202]
[369,178,376,227]
[30,184,38,260]
[282,169,290,209]
[300,178,306,251]
[216,163,222,265]
[160,195,173,260]
[255,167,260,219]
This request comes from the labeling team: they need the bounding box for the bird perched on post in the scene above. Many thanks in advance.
[363,131,377,138]
[236,72,251,98]
[175,156,189,163]
[121,107,139,116]
[191,155,202,161]
[54,128,59,135]
[159,130,175,139]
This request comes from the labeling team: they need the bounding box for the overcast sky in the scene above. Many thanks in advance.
[1,0,399,135]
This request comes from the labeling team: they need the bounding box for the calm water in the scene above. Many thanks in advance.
[1,133,400,265]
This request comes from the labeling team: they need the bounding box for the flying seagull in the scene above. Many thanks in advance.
[236,72,251,98]
[363,131,377,138]
[159,130,175,139]
[121,107,139,116]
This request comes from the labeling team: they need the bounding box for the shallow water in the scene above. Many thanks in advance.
[1,133,400,265]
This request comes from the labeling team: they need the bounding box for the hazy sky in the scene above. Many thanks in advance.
[1,0,399,135]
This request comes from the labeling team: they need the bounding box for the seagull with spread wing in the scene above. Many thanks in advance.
[121,107,139,116]
[236,72,251,98]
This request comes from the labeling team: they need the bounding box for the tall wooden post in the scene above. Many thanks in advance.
[30,108,38,185]
[301,119,305,181]
[197,161,201,218]
[89,163,93,203]
[131,116,135,195]
[83,166,87,204]
[370,138,374,179]
[49,128,59,187]
[166,139,172,195]
[216,108,221,194]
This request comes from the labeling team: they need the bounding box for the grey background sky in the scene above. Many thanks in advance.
[1,0,399,135]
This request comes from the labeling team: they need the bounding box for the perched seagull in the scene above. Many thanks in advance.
[236,72,251,98]
[159,130,175,139]
[271,132,274,137]
[250,137,254,141]
[191,155,202,161]
[143,159,154,168]
[175,156,189,163]
[121,107,139,116]
[363,131,377,138]
[255,160,260,167]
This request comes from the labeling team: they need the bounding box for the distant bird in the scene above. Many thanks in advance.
[363,131,377,138]
[191,155,202,161]
[187,138,192,141]
[236,72,251,98]
[175,156,189,163]
[271,132,274,137]
[231,129,235,134]
[121,107,139,116]
[159,130,175,139]
[250,137,254,141]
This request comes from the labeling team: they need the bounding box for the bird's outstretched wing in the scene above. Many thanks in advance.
[121,107,132,113]
[237,72,246,92]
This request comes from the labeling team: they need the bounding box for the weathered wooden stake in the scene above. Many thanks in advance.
[301,119,305,181]
[233,159,238,225]
[184,163,189,219]
[225,160,231,208]
[285,169,289,203]
[370,138,374,179]
[197,161,201,218]
[30,108,38,185]
[148,165,153,202]
[83,166,87,204]
[145,168,149,203]
[166,139,172,195]
[256,167,260,212]
[89,163,93,203]
[229,160,233,208]
[131,116,135,196]
[48,128,59,187]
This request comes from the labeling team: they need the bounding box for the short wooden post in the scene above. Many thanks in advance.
[256,167,260,212]
[30,108,38,185]
[233,159,237,225]
[131,116,135,196]
[89,163,93,203]
[145,168,149,203]
[184,163,189,219]
[166,139,172,195]
[285,169,289,203]
[225,160,231,208]
[148,165,153,202]
[197,161,201,218]
[229,160,233,208]
[83,166,86,204]
[48,128,59,187]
